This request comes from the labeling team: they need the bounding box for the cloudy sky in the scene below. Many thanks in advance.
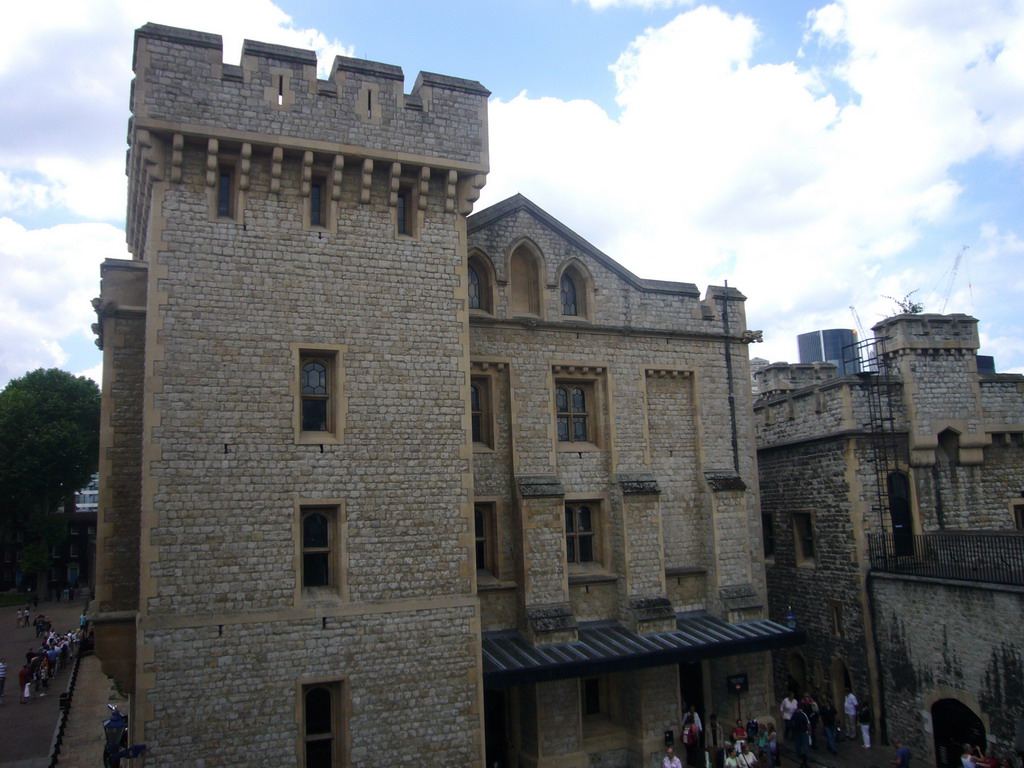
[2,0,1023,387]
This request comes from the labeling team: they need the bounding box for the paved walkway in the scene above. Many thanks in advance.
[792,733,930,768]
[0,594,107,768]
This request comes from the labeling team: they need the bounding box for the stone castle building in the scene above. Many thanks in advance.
[91,23,803,768]
[754,314,1024,767]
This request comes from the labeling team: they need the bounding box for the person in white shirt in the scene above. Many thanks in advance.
[844,690,859,741]
[663,746,683,768]
[780,694,799,740]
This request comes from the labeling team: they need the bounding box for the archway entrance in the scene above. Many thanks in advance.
[829,657,852,710]
[932,699,985,768]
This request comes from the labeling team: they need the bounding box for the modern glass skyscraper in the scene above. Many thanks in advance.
[797,328,861,374]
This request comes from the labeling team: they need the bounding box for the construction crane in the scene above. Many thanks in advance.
[850,305,866,337]
[939,245,968,313]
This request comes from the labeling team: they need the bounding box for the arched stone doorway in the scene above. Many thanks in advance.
[932,699,985,768]
[829,657,852,709]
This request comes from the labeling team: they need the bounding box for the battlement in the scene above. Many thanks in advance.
[131,23,490,169]
[873,313,980,354]
[753,361,838,396]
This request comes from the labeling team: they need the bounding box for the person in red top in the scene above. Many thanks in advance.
[18,664,32,704]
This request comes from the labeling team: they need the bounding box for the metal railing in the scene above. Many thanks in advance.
[868,531,1024,587]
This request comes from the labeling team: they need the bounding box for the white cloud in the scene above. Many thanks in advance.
[0,0,353,224]
[482,0,1024,370]
[0,218,126,384]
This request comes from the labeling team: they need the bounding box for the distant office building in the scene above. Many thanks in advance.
[797,328,860,374]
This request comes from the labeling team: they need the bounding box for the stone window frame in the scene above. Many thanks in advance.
[828,598,844,638]
[207,145,245,224]
[556,259,594,322]
[292,343,347,446]
[467,250,496,315]
[470,360,506,453]
[1010,498,1024,530]
[563,494,611,580]
[474,500,500,579]
[307,173,329,230]
[470,376,493,448]
[792,510,816,566]
[293,499,347,604]
[296,677,350,768]
[551,365,607,451]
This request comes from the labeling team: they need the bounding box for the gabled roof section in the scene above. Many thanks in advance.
[468,194,701,298]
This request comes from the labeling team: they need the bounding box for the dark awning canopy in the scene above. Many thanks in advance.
[482,612,805,689]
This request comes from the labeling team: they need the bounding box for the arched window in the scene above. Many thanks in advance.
[468,264,482,309]
[558,262,591,320]
[303,683,340,767]
[509,245,541,316]
[467,253,494,314]
[560,273,578,316]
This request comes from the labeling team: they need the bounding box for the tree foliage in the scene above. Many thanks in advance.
[883,290,925,315]
[0,369,100,534]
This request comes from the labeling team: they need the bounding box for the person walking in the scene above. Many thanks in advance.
[0,656,7,703]
[780,693,799,740]
[792,704,812,768]
[819,695,839,755]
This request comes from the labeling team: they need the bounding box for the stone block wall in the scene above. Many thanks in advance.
[873,574,1024,759]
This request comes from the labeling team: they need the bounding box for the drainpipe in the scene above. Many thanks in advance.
[720,282,740,473]
[865,571,890,746]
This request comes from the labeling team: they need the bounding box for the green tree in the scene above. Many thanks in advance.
[0,369,100,589]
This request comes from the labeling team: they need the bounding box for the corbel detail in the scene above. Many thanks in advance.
[205,138,219,187]
[646,369,692,379]
[170,134,183,183]
[270,147,283,194]
[418,166,430,211]
[239,143,251,191]
[301,151,313,198]
[360,158,373,204]
[331,155,344,201]
[389,162,401,207]
[445,170,458,213]
[458,173,486,215]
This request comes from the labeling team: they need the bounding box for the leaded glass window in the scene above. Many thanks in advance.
[565,504,595,563]
[301,359,329,432]
[468,264,481,310]
[556,384,589,442]
[561,273,578,316]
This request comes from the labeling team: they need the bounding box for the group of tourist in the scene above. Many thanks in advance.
[779,689,873,768]
[662,689,878,768]
[665,707,782,768]
[3,606,89,705]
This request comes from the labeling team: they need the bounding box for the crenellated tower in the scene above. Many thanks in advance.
[94,23,489,767]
